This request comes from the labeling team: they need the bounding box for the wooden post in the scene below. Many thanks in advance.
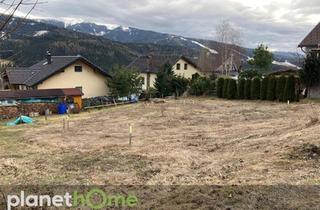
[67,120,70,130]
[113,98,117,106]
[129,124,133,145]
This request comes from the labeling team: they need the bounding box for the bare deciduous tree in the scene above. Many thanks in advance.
[0,0,41,39]
[215,20,242,76]
[0,0,41,90]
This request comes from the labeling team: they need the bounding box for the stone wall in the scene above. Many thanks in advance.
[0,103,58,119]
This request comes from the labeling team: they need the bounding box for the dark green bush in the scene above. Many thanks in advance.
[191,73,201,81]
[222,78,230,98]
[172,76,190,97]
[266,76,276,101]
[276,76,286,102]
[227,79,237,100]
[283,75,296,102]
[216,78,224,98]
[295,78,300,102]
[140,87,158,100]
[251,77,261,100]
[190,77,215,96]
[206,79,216,96]
[237,78,245,99]
[238,69,262,80]
[244,79,251,99]
[260,77,268,100]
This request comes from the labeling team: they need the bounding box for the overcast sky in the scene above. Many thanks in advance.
[11,0,320,51]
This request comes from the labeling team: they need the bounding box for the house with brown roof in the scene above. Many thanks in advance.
[299,22,320,52]
[299,22,320,98]
[3,52,111,98]
[128,55,204,90]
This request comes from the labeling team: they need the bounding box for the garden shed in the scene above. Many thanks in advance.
[0,88,83,119]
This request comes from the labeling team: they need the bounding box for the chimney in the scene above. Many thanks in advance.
[46,51,52,64]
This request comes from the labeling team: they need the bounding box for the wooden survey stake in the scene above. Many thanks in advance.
[129,124,133,145]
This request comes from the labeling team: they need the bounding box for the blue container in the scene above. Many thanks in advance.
[58,103,68,114]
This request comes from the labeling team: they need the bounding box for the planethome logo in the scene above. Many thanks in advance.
[6,188,138,210]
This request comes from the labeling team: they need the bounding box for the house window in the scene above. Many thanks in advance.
[75,66,83,72]
[176,63,181,70]
[184,63,188,70]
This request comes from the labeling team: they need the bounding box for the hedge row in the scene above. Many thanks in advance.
[217,76,299,102]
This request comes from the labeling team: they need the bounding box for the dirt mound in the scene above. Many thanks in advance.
[290,143,320,161]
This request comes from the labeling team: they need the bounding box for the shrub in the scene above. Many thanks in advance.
[222,78,230,98]
[206,79,216,96]
[275,76,286,102]
[283,75,296,102]
[260,77,268,100]
[172,76,189,97]
[300,52,320,94]
[227,79,237,100]
[190,79,205,96]
[190,77,215,96]
[244,79,251,99]
[266,76,276,101]
[238,69,262,80]
[216,78,224,98]
[139,87,158,100]
[107,66,143,97]
[251,77,261,100]
[238,78,245,99]
[191,73,201,81]
[295,78,301,102]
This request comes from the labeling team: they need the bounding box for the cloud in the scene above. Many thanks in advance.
[3,0,320,51]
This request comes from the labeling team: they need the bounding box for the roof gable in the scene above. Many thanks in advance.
[6,55,110,86]
[299,22,320,48]
[176,56,200,69]
[127,55,199,74]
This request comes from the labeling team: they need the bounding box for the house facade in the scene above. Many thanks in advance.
[4,53,111,98]
[172,57,204,79]
[128,55,203,91]
[299,22,320,98]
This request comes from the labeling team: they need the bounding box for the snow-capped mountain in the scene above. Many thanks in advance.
[0,16,302,72]
[40,19,302,67]
[39,19,221,55]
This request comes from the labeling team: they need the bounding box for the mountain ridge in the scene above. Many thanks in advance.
[0,16,303,74]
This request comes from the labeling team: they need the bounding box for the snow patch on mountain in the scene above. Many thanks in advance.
[61,17,84,27]
[121,26,131,32]
[272,60,301,69]
[104,23,119,30]
[179,37,218,54]
[191,40,218,54]
[33,30,49,37]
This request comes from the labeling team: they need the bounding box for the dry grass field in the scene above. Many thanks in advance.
[1,98,320,186]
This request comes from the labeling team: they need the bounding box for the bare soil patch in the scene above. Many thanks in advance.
[0,98,320,185]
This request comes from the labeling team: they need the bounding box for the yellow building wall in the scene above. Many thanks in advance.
[37,61,109,98]
[172,59,204,79]
[140,73,157,90]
